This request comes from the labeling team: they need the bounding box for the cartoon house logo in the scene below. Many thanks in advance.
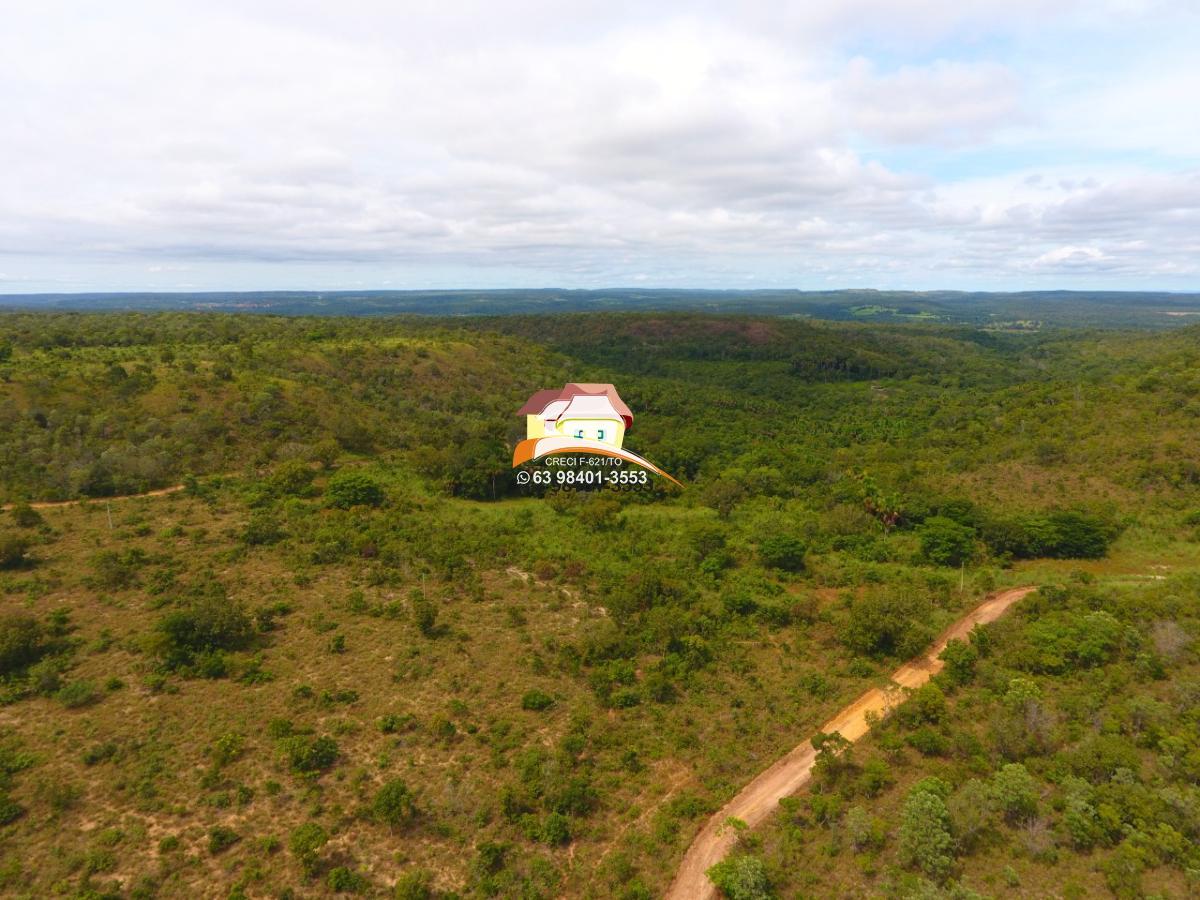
[512,383,682,486]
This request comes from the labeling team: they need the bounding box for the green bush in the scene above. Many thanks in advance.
[326,471,384,509]
[705,854,775,900]
[9,504,42,529]
[0,533,29,570]
[0,794,25,825]
[539,812,571,845]
[243,512,285,546]
[373,778,417,828]
[267,460,316,497]
[327,866,369,893]
[393,869,434,900]
[56,680,99,709]
[284,735,339,774]
[0,615,46,674]
[208,826,240,855]
[289,821,329,877]
[758,535,806,572]
[89,548,146,588]
[155,594,253,670]
[412,595,437,637]
[521,689,554,711]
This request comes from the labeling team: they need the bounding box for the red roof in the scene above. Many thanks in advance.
[518,383,633,428]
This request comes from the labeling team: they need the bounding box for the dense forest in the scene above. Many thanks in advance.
[0,311,1197,898]
[3,289,1200,328]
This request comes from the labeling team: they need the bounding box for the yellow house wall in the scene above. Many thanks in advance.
[555,416,626,446]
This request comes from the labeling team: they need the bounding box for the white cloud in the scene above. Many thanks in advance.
[0,0,1196,291]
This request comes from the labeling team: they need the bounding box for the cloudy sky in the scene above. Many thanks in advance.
[1,0,1197,293]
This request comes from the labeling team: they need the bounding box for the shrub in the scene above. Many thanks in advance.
[0,533,29,570]
[82,742,119,766]
[539,812,571,845]
[0,794,24,825]
[289,822,329,877]
[208,826,240,855]
[378,713,414,734]
[844,805,885,852]
[521,689,554,711]
[0,615,45,674]
[412,596,437,637]
[155,594,253,669]
[705,854,775,900]
[327,471,384,509]
[373,778,417,828]
[906,727,950,756]
[268,461,315,497]
[759,535,806,573]
[211,732,246,768]
[9,504,42,529]
[393,869,434,900]
[284,735,339,774]
[243,512,285,546]
[327,866,369,893]
[56,680,99,709]
[89,548,146,588]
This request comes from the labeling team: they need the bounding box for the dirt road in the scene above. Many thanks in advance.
[1,484,186,511]
[665,585,1038,900]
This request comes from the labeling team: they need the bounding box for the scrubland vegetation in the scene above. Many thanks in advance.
[0,311,1198,898]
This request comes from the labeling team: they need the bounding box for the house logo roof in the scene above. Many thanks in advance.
[517,383,633,428]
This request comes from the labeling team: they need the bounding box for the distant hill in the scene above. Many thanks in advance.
[2,288,1200,328]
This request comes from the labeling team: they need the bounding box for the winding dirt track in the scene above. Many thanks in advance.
[665,585,1038,900]
[0,484,185,511]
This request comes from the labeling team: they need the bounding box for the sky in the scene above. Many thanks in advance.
[1,0,1198,293]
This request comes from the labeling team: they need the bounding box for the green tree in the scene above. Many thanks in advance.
[939,639,978,686]
[947,778,996,853]
[845,588,932,658]
[918,516,976,567]
[898,778,956,880]
[990,763,1038,822]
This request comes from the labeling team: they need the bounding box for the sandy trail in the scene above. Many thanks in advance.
[1,484,185,511]
[665,585,1038,900]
